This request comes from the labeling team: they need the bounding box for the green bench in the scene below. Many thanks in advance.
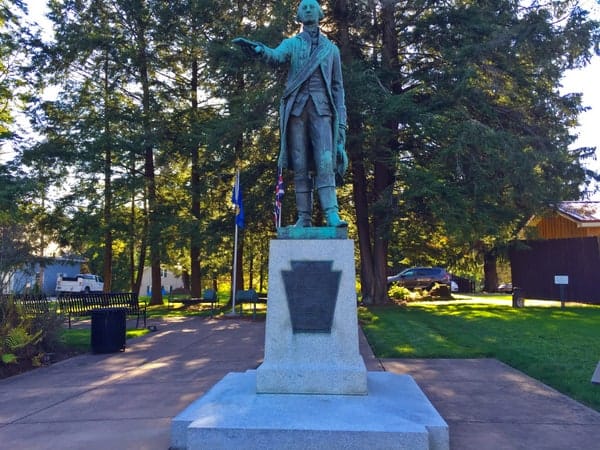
[235,289,266,319]
[169,289,218,316]
[182,289,218,316]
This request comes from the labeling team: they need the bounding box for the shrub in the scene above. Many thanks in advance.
[1,297,65,378]
[388,282,453,303]
[388,285,412,302]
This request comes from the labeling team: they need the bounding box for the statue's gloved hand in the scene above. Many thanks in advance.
[335,124,348,186]
[233,38,263,56]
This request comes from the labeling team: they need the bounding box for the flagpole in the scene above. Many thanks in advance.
[231,170,240,315]
[231,221,239,315]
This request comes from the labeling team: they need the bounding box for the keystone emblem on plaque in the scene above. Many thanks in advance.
[282,260,341,333]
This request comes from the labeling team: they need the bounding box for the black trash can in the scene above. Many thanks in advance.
[91,307,127,353]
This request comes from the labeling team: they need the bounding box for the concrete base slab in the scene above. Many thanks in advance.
[171,370,448,450]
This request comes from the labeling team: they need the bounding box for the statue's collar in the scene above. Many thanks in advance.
[302,25,320,39]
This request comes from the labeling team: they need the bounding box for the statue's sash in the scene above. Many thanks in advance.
[282,33,334,99]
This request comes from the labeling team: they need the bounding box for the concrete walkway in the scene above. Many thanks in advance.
[1,316,599,449]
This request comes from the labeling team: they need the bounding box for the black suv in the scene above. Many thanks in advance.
[387,267,451,290]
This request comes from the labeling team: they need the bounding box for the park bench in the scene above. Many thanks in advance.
[168,289,218,316]
[0,293,52,316]
[181,289,218,316]
[57,292,146,329]
[235,289,266,319]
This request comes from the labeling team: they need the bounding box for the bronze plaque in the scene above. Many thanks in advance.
[282,261,341,333]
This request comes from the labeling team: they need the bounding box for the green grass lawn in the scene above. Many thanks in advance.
[359,295,600,412]
[61,327,150,352]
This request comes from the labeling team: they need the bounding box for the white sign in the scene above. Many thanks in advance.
[593,361,600,385]
[554,275,569,285]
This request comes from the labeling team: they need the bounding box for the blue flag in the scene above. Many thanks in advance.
[232,173,244,229]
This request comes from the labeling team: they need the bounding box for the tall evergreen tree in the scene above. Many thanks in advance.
[30,0,169,302]
[326,0,598,301]
[0,0,43,290]
[0,0,23,144]
[398,0,599,289]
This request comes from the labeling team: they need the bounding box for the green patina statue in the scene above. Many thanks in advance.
[234,0,348,228]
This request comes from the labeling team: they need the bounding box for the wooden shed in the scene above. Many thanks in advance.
[510,201,600,304]
[525,201,600,240]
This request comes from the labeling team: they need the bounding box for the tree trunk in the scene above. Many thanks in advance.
[190,57,202,298]
[332,0,378,305]
[102,52,113,293]
[136,195,149,295]
[259,235,267,293]
[129,186,136,292]
[371,158,394,304]
[352,156,376,304]
[248,247,254,290]
[483,250,499,292]
[369,0,398,304]
[131,179,148,296]
[134,8,162,306]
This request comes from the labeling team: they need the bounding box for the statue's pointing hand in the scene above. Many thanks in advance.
[233,38,263,56]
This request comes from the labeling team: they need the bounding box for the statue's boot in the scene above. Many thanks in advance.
[294,177,313,227]
[294,191,313,227]
[318,186,348,227]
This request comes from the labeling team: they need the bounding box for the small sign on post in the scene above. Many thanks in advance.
[554,275,569,285]
[554,275,569,309]
[592,362,600,385]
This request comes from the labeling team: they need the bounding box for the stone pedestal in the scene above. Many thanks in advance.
[171,236,449,450]
[256,239,367,395]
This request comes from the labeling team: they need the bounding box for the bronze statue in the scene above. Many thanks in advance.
[234,0,348,228]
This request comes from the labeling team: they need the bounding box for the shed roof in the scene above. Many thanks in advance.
[555,201,600,225]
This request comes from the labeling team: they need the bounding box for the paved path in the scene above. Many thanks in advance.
[1,316,599,449]
[385,359,600,450]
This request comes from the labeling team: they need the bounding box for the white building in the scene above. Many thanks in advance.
[138,267,186,297]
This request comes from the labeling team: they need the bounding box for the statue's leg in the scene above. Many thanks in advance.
[289,114,313,227]
[309,107,348,228]
[317,185,347,227]
[294,176,313,227]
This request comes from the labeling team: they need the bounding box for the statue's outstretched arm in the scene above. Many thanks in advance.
[232,37,264,57]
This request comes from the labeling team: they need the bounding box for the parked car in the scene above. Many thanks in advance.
[387,267,452,290]
[497,283,513,293]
